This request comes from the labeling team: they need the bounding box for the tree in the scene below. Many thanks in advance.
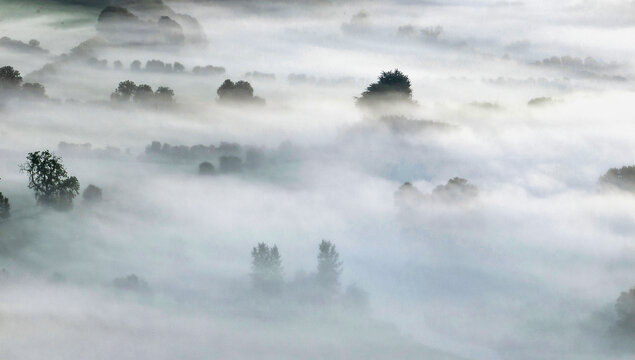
[113,60,123,70]
[130,60,141,71]
[317,240,343,292]
[173,62,185,72]
[155,86,175,103]
[356,69,413,107]
[133,84,154,103]
[217,79,265,104]
[0,66,23,91]
[0,192,9,219]
[22,82,47,99]
[251,243,283,293]
[20,150,80,211]
[111,80,137,102]
[198,161,215,175]
[432,177,478,201]
[616,287,635,333]
[395,181,424,207]
[83,184,102,202]
[599,165,635,193]
[219,155,242,173]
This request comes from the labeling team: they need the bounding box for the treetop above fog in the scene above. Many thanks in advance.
[20,150,80,211]
[217,79,265,105]
[356,69,414,108]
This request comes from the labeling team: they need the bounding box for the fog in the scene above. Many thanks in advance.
[1,0,635,359]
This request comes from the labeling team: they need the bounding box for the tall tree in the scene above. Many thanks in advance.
[20,150,80,211]
[251,242,283,293]
[317,240,343,292]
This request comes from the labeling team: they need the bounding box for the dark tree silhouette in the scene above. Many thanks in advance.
[111,80,137,102]
[0,191,9,219]
[133,84,154,103]
[198,161,215,175]
[0,66,23,91]
[251,243,283,293]
[113,60,123,70]
[356,69,413,107]
[317,240,343,292]
[155,86,175,103]
[20,150,80,211]
[217,79,265,104]
[83,184,102,202]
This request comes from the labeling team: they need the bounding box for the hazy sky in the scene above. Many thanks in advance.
[1,1,635,359]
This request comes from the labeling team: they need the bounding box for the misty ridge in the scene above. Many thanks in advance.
[2,1,635,360]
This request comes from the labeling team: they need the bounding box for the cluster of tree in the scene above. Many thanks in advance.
[527,97,554,106]
[533,55,617,70]
[126,59,186,73]
[599,165,635,193]
[531,56,627,81]
[251,240,344,298]
[20,150,80,211]
[356,69,415,110]
[198,156,244,175]
[341,11,370,34]
[0,151,103,217]
[111,80,175,106]
[146,141,242,159]
[287,73,356,86]
[86,57,108,69]
[379,115,452,134]
[244,71,276,80]
[397,25,443,41]
[97,6,187,46]
[395,177,478,207]
[0,66,48,100]
[193,65,226,76]
[0,37,48,54]
[58,141,124,158]
[217,79,265,105]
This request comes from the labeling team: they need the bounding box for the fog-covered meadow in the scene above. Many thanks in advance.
[1,0,635,359]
